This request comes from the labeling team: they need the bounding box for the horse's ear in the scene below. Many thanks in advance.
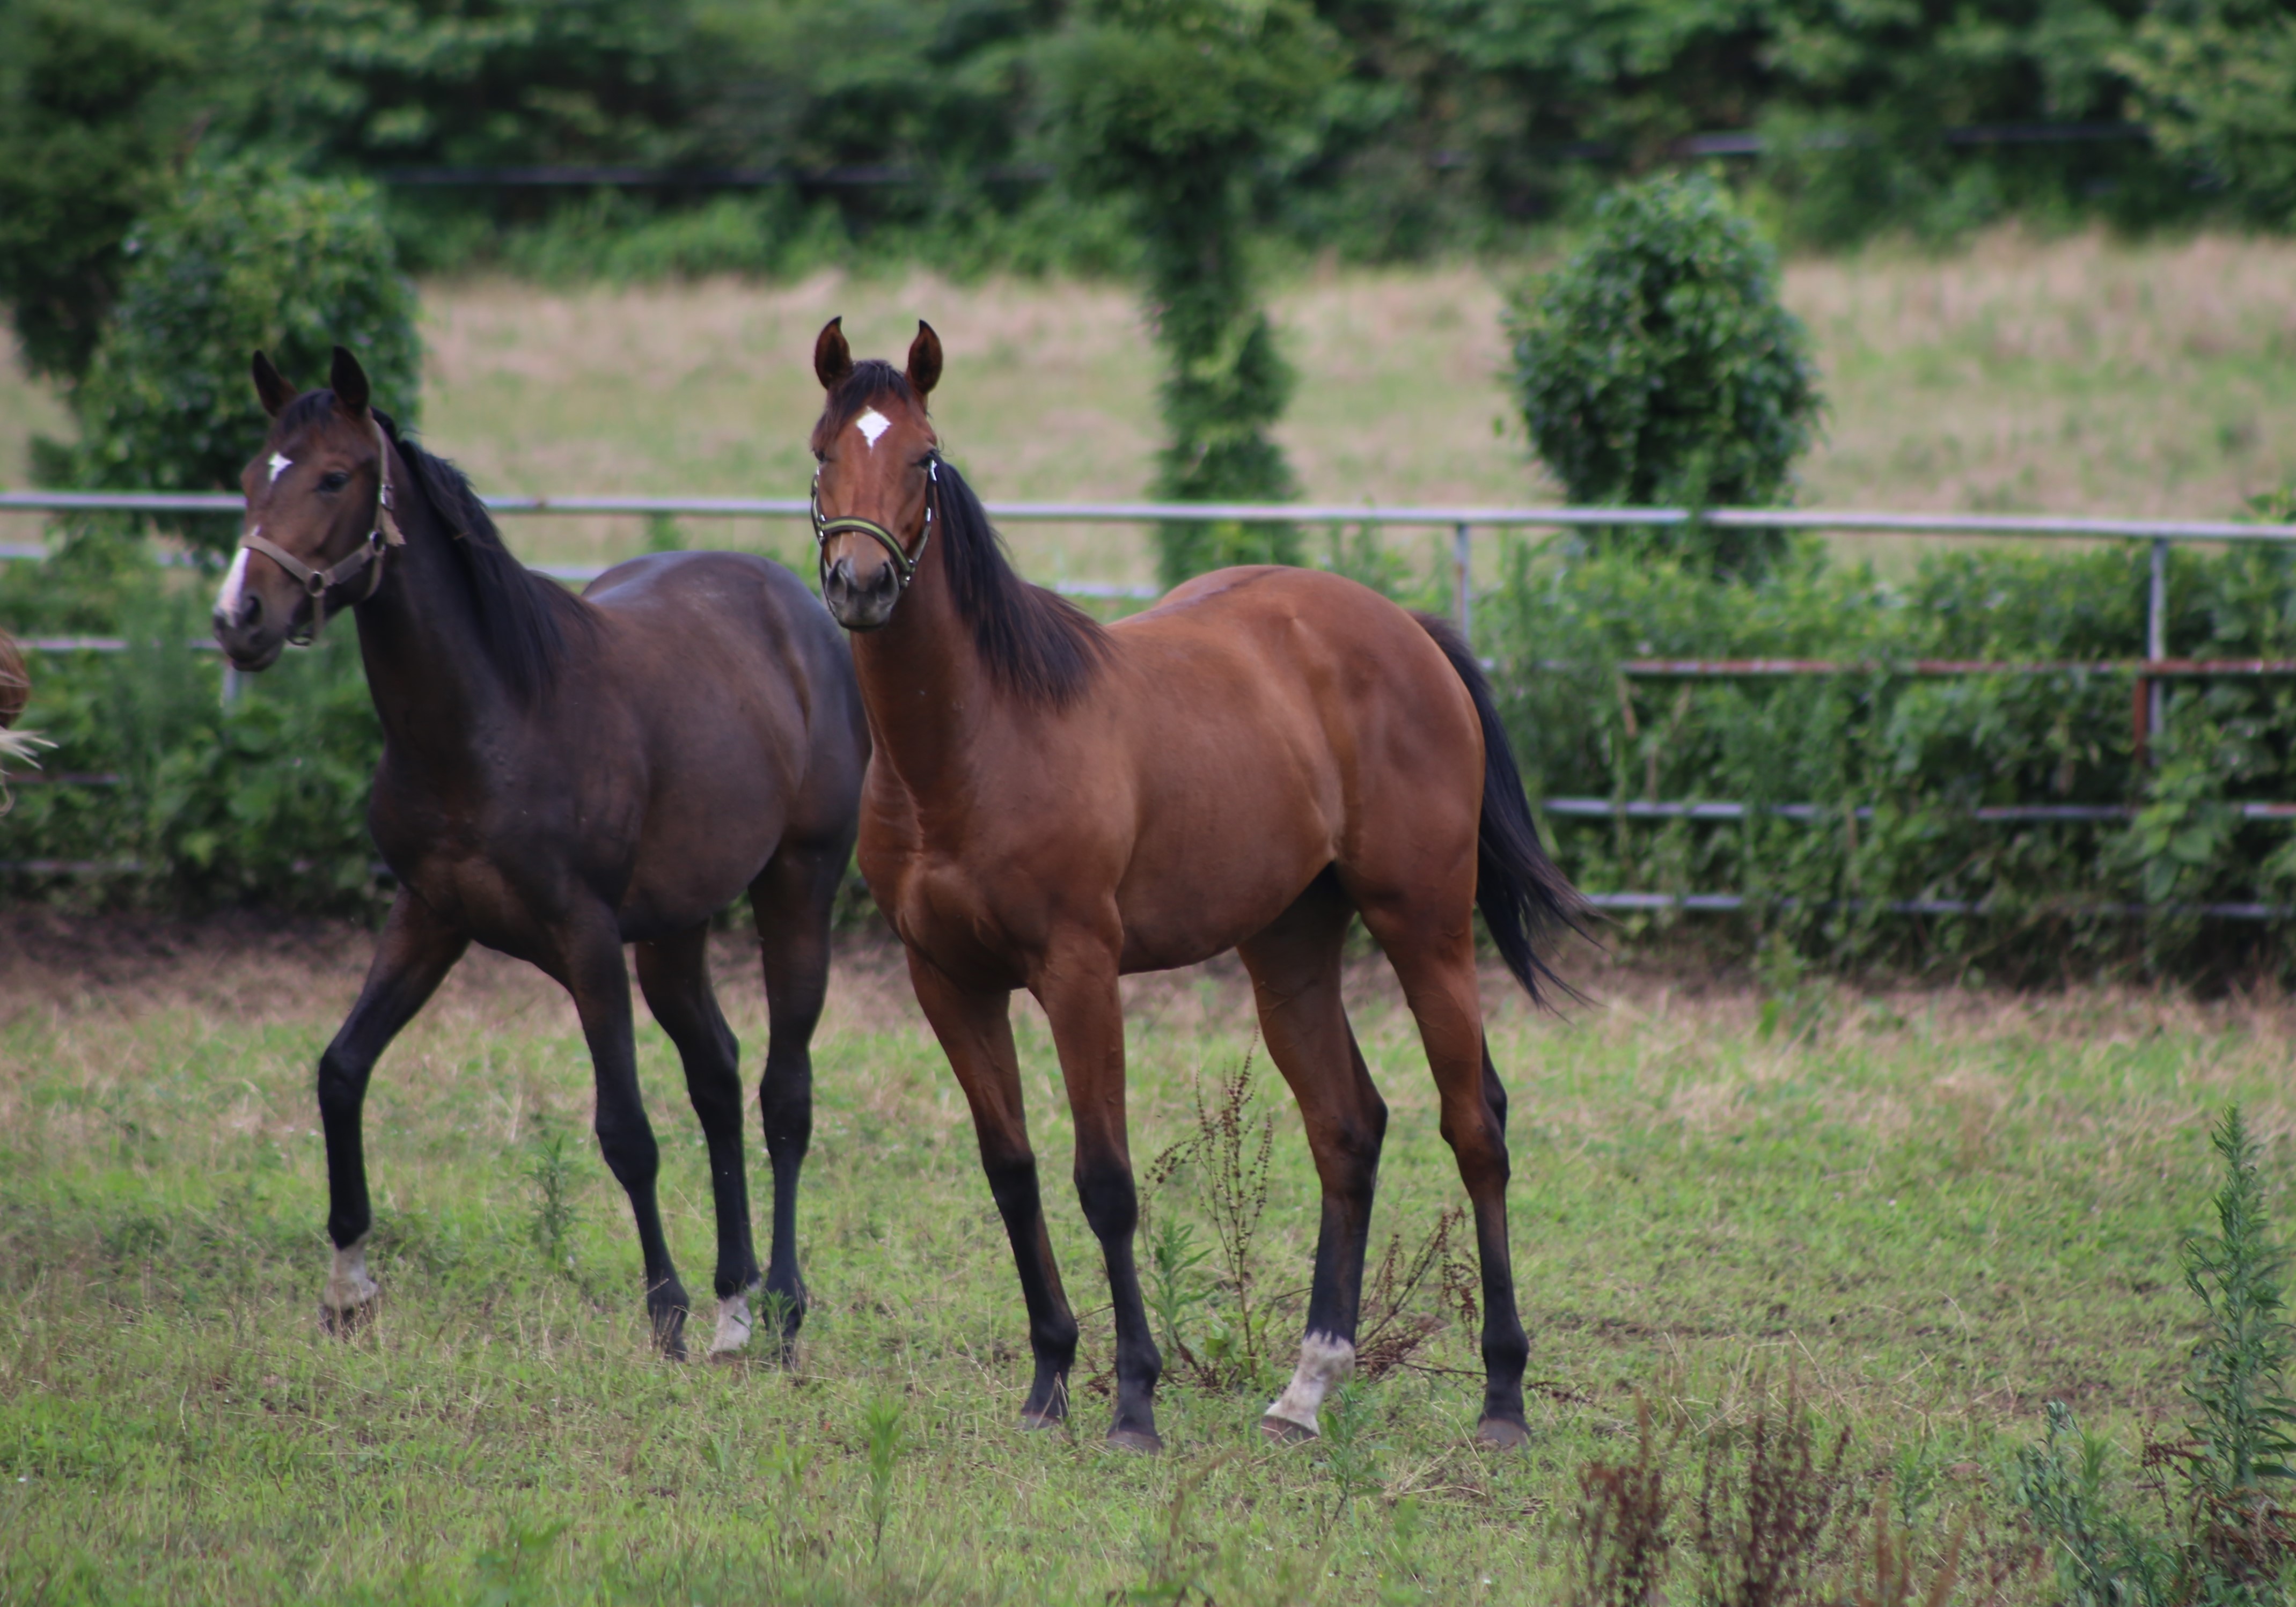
[905,320,942,399]
[814,317,854,391]
[329,345,371,416]
[251,351,296,418]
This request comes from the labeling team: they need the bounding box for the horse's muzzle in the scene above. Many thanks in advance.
[213,595,287,672]
[820,553,902,632]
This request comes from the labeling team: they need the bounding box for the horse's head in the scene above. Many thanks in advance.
[808,317,942,632]
[214,346,401,671]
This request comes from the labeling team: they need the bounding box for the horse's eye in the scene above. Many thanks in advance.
[318,471,350,494]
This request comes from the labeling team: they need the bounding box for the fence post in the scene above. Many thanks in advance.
[1454,522,1472,644]
[220,665,244,710]
[2143,536,2168,764]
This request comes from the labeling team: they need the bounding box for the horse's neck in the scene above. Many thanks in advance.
[351,449,524,771]
[849,553,1000,803]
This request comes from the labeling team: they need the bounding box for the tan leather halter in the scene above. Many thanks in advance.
[810,453,936,594]
[238,416,406,647]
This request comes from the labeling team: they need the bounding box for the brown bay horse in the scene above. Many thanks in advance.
[806,319,1587,1450]
[215,347,868,1359]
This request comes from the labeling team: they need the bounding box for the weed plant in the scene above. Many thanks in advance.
[524,1114,582,1274]
[2012,1106,2296,1606]
[859,1393,905,1567]
[1142,1045,1279,1390]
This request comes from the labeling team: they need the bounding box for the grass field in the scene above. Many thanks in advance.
[5,229,2296,590]
[3,918,2290,1604]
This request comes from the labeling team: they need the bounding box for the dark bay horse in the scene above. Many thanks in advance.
[215,347,868,1359]
[806,319,1586,1450]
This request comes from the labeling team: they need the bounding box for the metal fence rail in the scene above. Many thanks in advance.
[11,490,2296,640]
[13,490,2296,916]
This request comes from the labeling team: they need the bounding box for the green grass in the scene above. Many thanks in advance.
[2,925,2288,1604]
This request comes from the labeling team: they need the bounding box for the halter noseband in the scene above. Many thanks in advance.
[810,454,936,593]
[237,415,407,647]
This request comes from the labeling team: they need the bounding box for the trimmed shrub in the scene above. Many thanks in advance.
[63,156,420,554]
[1507,174,1822,579]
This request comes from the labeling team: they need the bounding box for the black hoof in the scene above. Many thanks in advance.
[1107,1426,1163,1455]
[1260,1413,1318,1444]
[1475,1414,1531,1448]
[760,1283,807,1341]
[1019,1410,1065,1433]
[650,1302,690,1361]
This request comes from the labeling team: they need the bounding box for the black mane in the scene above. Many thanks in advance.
[823,363,1108,709]
[376,409,593,703]
[935,457,1109,708]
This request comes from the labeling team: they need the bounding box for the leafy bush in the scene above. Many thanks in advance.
[1043,0,1340,586]
[62,156,420,556]
[2012,1106,2296,1606]
[4,581,384,913]
[1507,173,1822,578]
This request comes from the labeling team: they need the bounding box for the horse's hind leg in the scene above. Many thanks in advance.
[1238,873,1388,1441]
[746,835,847,1354]
[1356,897,1532,1445]
[316,890,468,1331]
[635,924,759,1359]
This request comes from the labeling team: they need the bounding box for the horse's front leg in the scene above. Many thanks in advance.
[635,924,759,1359]
[905,950,1080,1428]
[562,922,690,1356]
[316,890,468,1331]
[1032,938,1162,1452]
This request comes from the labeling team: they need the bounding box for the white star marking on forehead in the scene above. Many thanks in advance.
[267,451,292,483]
[854,408,892,449]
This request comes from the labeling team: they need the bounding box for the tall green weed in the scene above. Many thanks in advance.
[2012,1106,2296,1606]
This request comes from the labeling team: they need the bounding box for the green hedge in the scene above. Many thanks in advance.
[5,585,382,912]
[1488,538,2296,980]
[14,539,2296,982]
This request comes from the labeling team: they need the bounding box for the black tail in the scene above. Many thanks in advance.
[1415,614,1590,1008]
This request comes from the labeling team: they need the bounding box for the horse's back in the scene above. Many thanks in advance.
[1116,566,1474,746]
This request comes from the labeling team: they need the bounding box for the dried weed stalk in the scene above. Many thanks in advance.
[1567,1396,1677,1607]
[1356,1205,1478,1379]
[1692,1374,1858,1607]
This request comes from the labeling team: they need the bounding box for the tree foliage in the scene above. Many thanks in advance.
[0,0,206,384]
[2120,0,2296,228]
[65,156,420,553]
[9,0,2296,308]
[1507,173,1820,577]
[1043,0,1340,585]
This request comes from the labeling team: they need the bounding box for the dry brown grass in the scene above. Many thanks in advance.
[8,229,2293,583]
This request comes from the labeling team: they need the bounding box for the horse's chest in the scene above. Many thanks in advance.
[862,841,1024,985]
